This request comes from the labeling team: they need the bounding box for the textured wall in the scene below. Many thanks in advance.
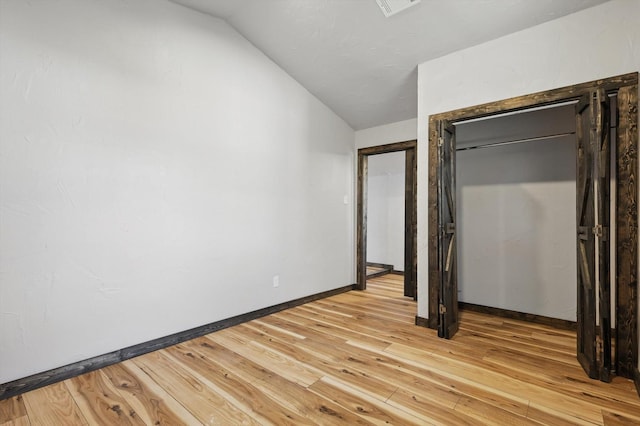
[0,0,354,383]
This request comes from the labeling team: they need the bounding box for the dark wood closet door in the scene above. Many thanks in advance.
[576,90,612,381]
[437,120,458,339]
[594,89,612,382]
[576,93,597,379]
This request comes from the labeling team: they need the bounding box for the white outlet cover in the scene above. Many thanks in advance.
[273,275,280,287]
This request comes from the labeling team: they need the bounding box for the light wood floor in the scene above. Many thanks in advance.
[2,275,640,425]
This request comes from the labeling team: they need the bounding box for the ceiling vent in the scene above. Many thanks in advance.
[375,0,421,18]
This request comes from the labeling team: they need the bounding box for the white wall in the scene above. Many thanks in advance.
[417,0,640,324]
[355,119,416,272]
[355,118,417,150]
[366,152,405,270]
[0,0,354,384]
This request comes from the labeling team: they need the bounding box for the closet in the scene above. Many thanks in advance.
[427,73,638,382]
[455,104,579,323]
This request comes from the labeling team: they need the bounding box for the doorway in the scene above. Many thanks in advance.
[428,73,638,381]
[357,140,417,298]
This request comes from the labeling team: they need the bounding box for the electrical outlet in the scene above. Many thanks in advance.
[273,275,280,288]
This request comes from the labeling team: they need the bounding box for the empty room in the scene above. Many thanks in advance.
[1,0,640,424]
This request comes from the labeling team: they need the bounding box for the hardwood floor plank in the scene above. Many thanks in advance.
[0,396,27,425]
[64,370,145,425]
[102,361,201,425]
[227,323,401,402]
[483,348,640,411]
[250,318,309,339]
[133,351,259,425]
[526,401,601,425]
[309,376,423,425]
[385,387,475,426]
[602,409,640,425]
[0,416,31,426]
[249,375,373,425]
[164,343,308,425]
[206,329,323,387]
[21,382,87,426]
[185,337,278,384]
[454,396,539,425]
[292,334,462,409]
[384,342,530,416]
[274,309,392,350]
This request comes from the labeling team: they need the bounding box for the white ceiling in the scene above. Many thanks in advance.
[170,0,610,130]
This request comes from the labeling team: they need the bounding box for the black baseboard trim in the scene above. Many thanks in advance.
[366,262,394,269]
[415,315,430,328]
[634,368,640,397]
[390,270,404,276]
[459,302,577,331]
[365,262,394,279]
[366,270,390,279]
[0,283,355,401]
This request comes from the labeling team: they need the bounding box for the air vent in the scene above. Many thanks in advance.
[375,0,421,18]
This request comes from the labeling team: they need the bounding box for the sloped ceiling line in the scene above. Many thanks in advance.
[169,0,610,130]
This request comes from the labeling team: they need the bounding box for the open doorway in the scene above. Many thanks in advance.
[357,140,417,299]
[428,73,638,382]
[366,151,405,279]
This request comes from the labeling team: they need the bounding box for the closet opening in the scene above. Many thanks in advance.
[455,101,581,332]
[427,73,638,382]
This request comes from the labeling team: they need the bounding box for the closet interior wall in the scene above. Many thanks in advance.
[455,103,615,323]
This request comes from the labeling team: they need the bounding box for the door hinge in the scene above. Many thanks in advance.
[439,304,447,314]
[445,223,455,234]
[593,225,608,239]
[578,226,589,241]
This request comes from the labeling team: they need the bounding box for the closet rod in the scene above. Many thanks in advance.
[456,131,576,152]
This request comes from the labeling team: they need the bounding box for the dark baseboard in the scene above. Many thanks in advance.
[634,368,640,397]
[366,262,394,269]
[366,262,401,279]
[365,262,394,279]
[0,283,355,401]
[415,315,429,328]
[366,270,392,279]
[459,302,577,331]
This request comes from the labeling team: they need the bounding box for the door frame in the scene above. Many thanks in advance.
[357,140,417,298]
[427,73,638,378]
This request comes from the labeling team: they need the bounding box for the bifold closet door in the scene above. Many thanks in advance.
[436,120,458,339]
[576,90,612,382]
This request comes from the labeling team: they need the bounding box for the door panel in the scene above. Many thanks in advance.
[404,148,417,299]
[576,90,612,381]
[595,89,612,382]
[576,93,597,379]
[437,120,458,339]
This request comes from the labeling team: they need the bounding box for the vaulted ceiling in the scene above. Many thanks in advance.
[170,0,610,130]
